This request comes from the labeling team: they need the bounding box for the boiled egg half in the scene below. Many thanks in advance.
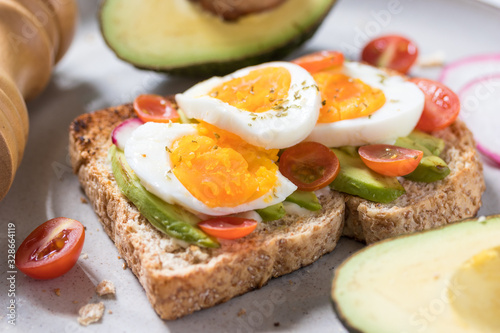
[124,121,297,216]
[306,61,425,147]
[175,62,321,149]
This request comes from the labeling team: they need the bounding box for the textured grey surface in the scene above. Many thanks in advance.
[1,0,500,332]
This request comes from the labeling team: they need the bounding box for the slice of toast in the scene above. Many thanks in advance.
[343,119,485,244]
[69,104,345,320]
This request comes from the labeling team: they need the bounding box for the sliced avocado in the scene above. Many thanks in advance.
[337,146,359,157]
[394,136,433,156]
[255,202,286,221]
[100,0,337,76]
[408,129,445,156]
[405,155,451,183]
[330,148,405,203]
[110,145,219,248]
[332,215,500,333]
[395,134,450,183]
[285,190,322,211]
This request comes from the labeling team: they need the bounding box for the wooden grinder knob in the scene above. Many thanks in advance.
[0,0,77,200]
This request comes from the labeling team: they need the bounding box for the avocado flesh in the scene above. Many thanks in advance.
[255,190,322,220]
[330,148,405,203]
[394,134,450,182]
[405,155,451,183]
[100,0,336,76]
[110,145,219,248]
[256,202,286,221]
[408,130,445,156]
[332,215,500,333]
[285,190,322,211]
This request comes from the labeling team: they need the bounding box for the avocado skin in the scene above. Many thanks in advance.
[285,190,322,211]
[395,132,450,182]
[331,215,500,333]
[99,0,337,77]
[110,145,219,248]
[256,202,286,221]
[330,148,405,204]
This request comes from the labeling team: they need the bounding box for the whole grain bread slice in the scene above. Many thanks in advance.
[69,104,345,320]
[343,119,485,244]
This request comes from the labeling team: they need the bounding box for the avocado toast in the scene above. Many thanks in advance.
[69,101,483,320]
[69,103,345,319]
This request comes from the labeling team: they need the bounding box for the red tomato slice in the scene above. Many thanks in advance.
[361,35,418,74]
[410,78,460,132]
[198,217,257,240]
[292,51,344,73]
[133,94,180,123]
[358,144,423,177]
[279,141,340,191]
[15,217,85,280]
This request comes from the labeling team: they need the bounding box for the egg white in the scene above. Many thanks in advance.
[306,61,425,147]
[124,122,297,216]
[175,62,321,149]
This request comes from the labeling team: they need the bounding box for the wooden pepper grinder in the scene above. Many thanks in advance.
[0,0,77,200]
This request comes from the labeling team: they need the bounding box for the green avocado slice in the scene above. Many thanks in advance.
[99,0,337,76]
[330,148,405,203]
[331,215,500,333]
[110,145,219,248]
[394,133,450,183]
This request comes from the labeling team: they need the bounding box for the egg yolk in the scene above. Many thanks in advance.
[169,123,279,208]
[209,67,291,113]
[313,71,386,123]
[448,246,500,332]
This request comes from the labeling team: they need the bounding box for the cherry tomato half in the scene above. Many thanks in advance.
[198,217,258,240]
[358,144,423,177]
[279,141,340,191]
[410,78,460,132]
[361,35,418,74]
[15,217,85,280]
[292,51,344,74]
[133,94,180,123]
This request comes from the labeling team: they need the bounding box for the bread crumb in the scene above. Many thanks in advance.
[54,288,61,296]
[73,301,79,304]
[80,197,88,204]
[122,262,127,270]
[78,302,105,326]
[96,228,99,232]
[417,50,446,67]
[237,308,246,317]
[80,253,88,259]
[96,280,115,296]
[117,256,121,259]
[108,310,113,314]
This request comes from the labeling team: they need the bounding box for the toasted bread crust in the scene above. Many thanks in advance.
[343,119,485,244]
[69,104,345,319]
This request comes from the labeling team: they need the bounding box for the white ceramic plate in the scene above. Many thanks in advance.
[1,0,499,332]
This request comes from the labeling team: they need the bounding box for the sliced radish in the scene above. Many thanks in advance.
[439,54,500,167]
[111,118,144,150]
[477,143,500,165]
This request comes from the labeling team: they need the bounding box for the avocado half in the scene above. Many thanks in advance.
[331,215,500,333]
[99,0,337,76]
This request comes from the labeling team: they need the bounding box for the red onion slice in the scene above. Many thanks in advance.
[439,54,500,167]
[111,118,144,150]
